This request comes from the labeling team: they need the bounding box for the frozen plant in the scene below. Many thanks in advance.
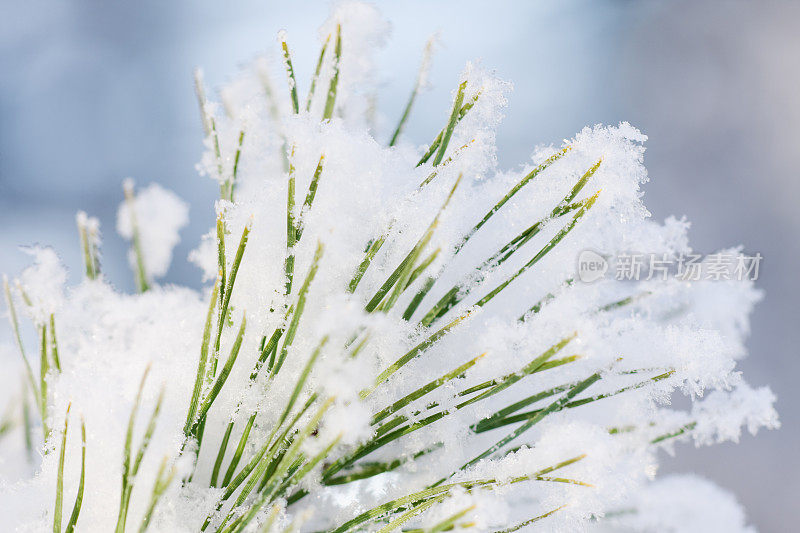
[0,3,778,532]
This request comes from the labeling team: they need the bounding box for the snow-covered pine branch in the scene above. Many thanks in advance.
[0,3,777,532]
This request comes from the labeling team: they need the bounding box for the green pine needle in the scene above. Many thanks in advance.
[432,80,467,166]
[306,34,331,112]
[122,182,150,293]
[64,416,86,533]
[322,24,342,120]
[280,36,300,114]
[53,403,70,533]
[389,35,436,147]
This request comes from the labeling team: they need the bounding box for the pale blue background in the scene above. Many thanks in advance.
[2,1,798,529]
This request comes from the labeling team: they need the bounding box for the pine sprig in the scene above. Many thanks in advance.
[0,8,774,533]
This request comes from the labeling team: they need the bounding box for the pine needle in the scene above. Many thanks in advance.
[4,276,39,404]
[53,403,71,533]
[432,81,467,166]
[139,457,176,533]
[122,180,150,293]
[306,34,331,112]
[279,34,299,114]
[389,35,436,147]
[323,24,342,120]
[64,416,86,533]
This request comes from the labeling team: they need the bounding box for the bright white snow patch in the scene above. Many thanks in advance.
[116,180,189,279]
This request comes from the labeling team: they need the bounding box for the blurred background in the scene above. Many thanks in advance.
[1,0,797,529]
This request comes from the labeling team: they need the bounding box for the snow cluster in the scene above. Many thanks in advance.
[0,3,777,532]
[117,180,189,280]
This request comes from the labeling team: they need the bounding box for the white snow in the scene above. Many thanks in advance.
[116,181,189,280]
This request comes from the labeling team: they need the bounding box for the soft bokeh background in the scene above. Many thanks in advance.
[1,0,797,529]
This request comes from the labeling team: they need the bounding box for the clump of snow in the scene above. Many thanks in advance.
[691,382,780,445]
[116,180,189,280]
[593,475,756,533]
[16,246,67,324]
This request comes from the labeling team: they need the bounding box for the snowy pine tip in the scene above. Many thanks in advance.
[116,182,189,280]
[0,2,775,532]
